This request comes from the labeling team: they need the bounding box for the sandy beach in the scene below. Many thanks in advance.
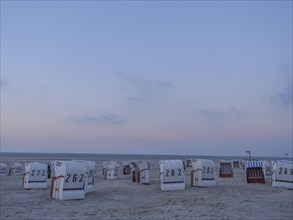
[0,156,292,220]
[2,1,292,218]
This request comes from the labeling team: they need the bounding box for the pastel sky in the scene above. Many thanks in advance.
[1,1,292,157]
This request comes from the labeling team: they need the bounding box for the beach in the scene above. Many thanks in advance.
[0,154,292,220]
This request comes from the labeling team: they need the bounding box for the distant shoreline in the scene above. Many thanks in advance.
[0,151,290,162]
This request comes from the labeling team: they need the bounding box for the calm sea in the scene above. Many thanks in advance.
[0,152,289,162]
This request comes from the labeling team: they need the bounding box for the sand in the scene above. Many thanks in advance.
[0,158,292,220]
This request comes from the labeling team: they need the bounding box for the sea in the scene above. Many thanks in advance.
[0,152,290,162]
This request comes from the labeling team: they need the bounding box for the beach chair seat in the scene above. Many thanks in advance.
[122,162,132,175]
[132,161,150,184]
[219,160,233,178]
[245,161,265,184]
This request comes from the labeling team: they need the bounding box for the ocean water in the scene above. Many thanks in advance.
[0,152,289,162]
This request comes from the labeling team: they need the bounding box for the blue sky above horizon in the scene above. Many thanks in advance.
[1,1,292,157]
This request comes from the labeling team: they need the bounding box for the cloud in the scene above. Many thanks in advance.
[271,89,292,105]
[40,85,49,91]
[199,106,244,127]
[228,106,245,117]
[69,114,125,125]
[200,109,225,119]
[0,79,8,88]
[116,72,173,104]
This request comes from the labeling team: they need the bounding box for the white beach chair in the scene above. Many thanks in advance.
[9,162,22,175]
[272,160,293,189]
[0,163,7,176]
[50,161,87,200]
[103,161,119,180]
[191,159,216,187]
[22,162,48,189]
[159,160,185,191]
[132,160,150,184]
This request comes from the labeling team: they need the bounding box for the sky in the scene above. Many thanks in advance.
[0,1,292,157]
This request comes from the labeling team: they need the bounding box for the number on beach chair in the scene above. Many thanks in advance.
[73,160,97,193]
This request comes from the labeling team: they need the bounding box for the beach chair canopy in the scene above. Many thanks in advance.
[245,161,263,169]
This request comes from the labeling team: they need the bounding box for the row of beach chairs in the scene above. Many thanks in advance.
[1,159,292,200]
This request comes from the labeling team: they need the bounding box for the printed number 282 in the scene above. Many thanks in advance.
[166,169,181,177]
